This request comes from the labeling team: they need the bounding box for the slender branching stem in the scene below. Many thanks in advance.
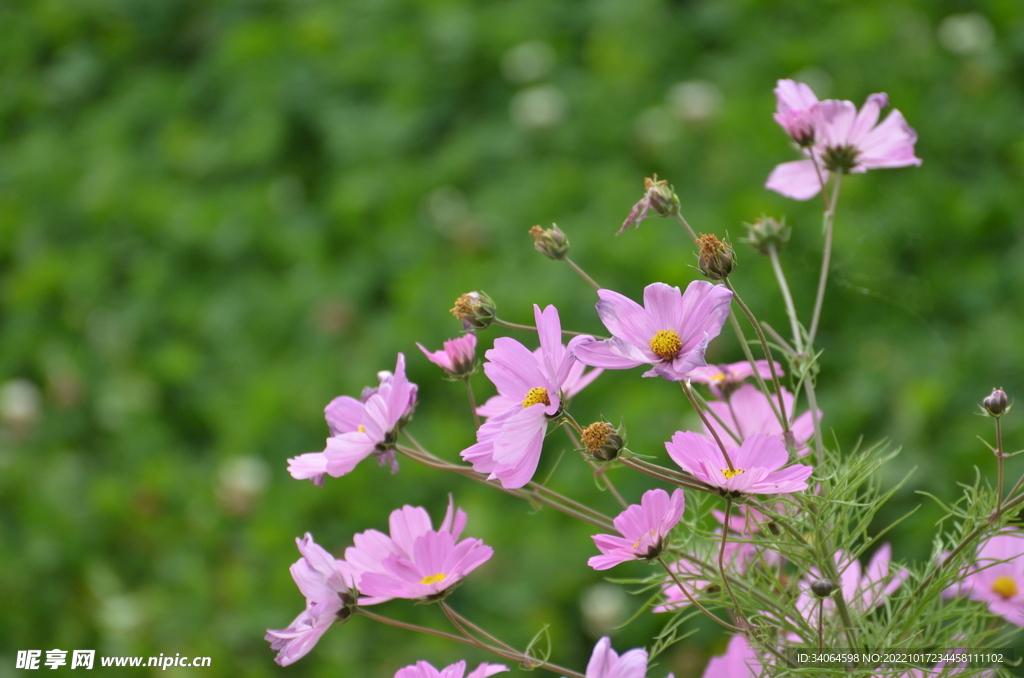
[681,381,736,472]
[802,377,826,469]
[618,455,718,494]
[817,598,825,652]
[996,417,1005,512]
[728,311,784,426]
[690,388,742,445]
[724,280,790,438]
[464,378,481,429]
[492,317,592,338]
[807,176,842,348]
[672,212,699,242]
[767,244,804,355]
[564,257,601,291]
[656,556,743,632]
[718,498,747,622]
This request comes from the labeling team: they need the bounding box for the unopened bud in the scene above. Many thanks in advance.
[743,216,791,255]
[810,578,833,598]
[982,388,1010,417]
[530,224,570,260]
[644,175,680,217]
[581,421,624,462]
[450,291,496,331]
[697,233,736,280]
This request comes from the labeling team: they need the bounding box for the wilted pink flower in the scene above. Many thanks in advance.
[573,282,733,381]
[666,432,813,495]
[794,544,908,639]
[476,347,602,419]
[687,360,778,400]
[461,305,581,489]
[585,637,659,678]
[767,82,921,201]
[701,635,765,678]
[265,533,358,666]
[288,354,417,484]
[589,489,685,570]
[773,79,820,147]
[617,175,679,235]
[949,530,1024,625]
[394,660,509,678]
[345,498,468,605]
[417,334,477,377]
[347,499,491,603]
[700,384,819,453]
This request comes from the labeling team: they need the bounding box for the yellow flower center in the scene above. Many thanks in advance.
[357,425,366,433]
[710,372,726,383]
[522,387,550,408]
[632,529,657,550]
[649,330,682,360]
[721,468,746,480]
[420,572,447,585]
[992,575,1018,599]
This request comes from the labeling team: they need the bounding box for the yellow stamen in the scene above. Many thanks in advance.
[522,387,550,408]
[357,425,366,433]
[992,575,1018,599]
[721,468,746,480]
[649,330,682,361]
[710,372,726,383]
[420,572,447,585]
[632,529,657,550]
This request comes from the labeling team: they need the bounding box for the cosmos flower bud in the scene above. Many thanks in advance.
[529,224,570,260]
[697,233,736,281]
[983,388,1010,417]
[617,174,681,235]
[743,216,791,255]
[581,421,625,462]
[811,578,834,598]
[450,291,496,331]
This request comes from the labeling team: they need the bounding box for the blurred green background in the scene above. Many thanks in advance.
[2,0,1024,675]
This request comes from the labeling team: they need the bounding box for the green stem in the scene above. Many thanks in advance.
[996,417,1005,513]
[564,257,601,291]
[672,212,699,242]
[656,556,743,632]
[493,317,592,338]
[464,377,481,429]
[768,244,804,355]
[681,381,737,472]
[807,176,842,348]
[618,455,718,494]
[728,311,785,427]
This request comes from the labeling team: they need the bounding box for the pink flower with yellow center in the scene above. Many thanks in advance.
[345,498,491,603]
[394,660,509,678]
[461,304,583,489]
[949,530,1024,626]
[588,489,685,570]
[666,432,813,495]
[687,360,777,400]
[265,533,358,666]
[288,353,417,484]
[573,282,733,382]
[766,80,921,201]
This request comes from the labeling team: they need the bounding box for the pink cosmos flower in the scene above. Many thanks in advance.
[288,353,418,484]
[460,305,582,489]
[701,635,764,678]
[345,498,470,605]
[394,660,509,678]
[773,79,820,147]
[588,489,685,570]
[475,348,602,419]
[766,80,921,201]
[666,432,813,495]
[585,637,669,678]
[700,384,819,453]
[949,530,1024,625]
[687,360,777,400]
[794,544,908,639]
[346,499,491,603]
[573,282,733,381]
[417,334,477,377]
[265,533,358,666]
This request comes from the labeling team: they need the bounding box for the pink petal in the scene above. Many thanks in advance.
[766,159,827,200]
[594,288,658,351]
[572,336,648,369]
[856,109,922,169]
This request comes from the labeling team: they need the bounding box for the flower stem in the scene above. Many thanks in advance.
[681,381,737,472]
[438,603,587,678]
[727,311,785,428]
[801,377,826,469]
[690,388,742,445]
[767,244,804,355]
[464,377,481,429]
[724,280,790,439]
[493,317,593,338]
[618,455,718,494]
[718,498,747,622]
[996,416,1005,512]
[656,556,743,632]
[807,176,842,348]
[564,257,601,291]
[672,212,699,243]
